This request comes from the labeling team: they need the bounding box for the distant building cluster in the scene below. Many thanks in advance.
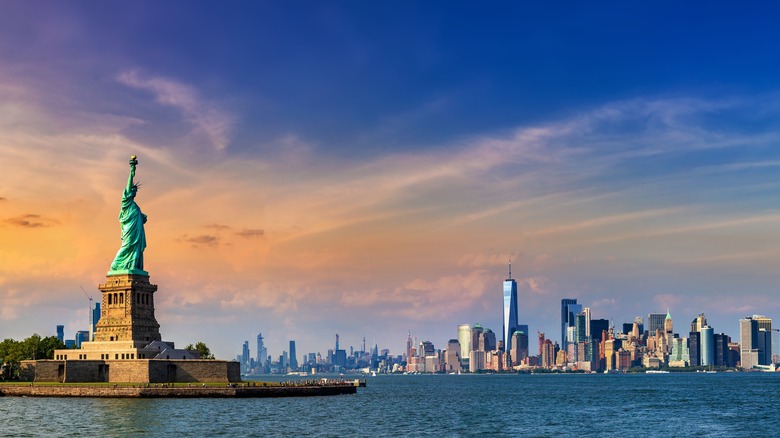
[56,303,101,349]
[236,333,401,375]
[393,304,774,374]
[437,267,777,373]
[231,269,776,374]
[56,267,775,374]
[526,301,773,373]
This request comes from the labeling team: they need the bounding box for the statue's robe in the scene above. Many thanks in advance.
[110,186,146,271]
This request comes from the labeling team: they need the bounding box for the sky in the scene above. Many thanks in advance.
[2,2,780,361]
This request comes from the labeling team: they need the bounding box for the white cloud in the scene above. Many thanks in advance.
[117,70,233,151]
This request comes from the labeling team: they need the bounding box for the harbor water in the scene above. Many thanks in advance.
[2,373,779,436]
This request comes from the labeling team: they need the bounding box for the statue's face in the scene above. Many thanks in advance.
[131,186,138,197]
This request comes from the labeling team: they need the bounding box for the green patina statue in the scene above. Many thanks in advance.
[109,155,148,276]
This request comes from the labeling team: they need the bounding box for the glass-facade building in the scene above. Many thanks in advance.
[503,276,518,353]
[91,302,101,341]
[561,299,581,354]
[289,340,298,370]
[700,326,714,367]
[670,337,689,363]
[689,331,701,366]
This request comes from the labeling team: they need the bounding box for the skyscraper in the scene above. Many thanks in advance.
[56,325,64,342]
[575,312,587,343]
[561,298,580,353]
[91,303,101,341]
[691,313,707,333]
[591,319,609,342]
[445,339,461,372]
[510,331,528,365]
[714,333,730,367]
[289,340,298,371]
[647,313,666,335]
[754,315,772,365]
[689,331,701,367]
[503,263,519,353]
[736,315,772,366]
[457,324,471,367]
[419,341,435,357]
[471,324,484,352]
[583,307,592,340]
[333,334,346,368]
[257,333,267,368]
[242,341,250,373]
[75,331,89,348]
[700,326,714,367]
[634,316,644,337]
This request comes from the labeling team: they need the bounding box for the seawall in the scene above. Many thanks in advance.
[0,383,357,398]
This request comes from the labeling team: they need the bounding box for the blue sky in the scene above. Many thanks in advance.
[2,2,780,360]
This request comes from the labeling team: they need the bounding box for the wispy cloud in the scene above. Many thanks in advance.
[3,214,59,228]
[582,212,780,246]
[204,223,232,231]
[117,70,233,151]
[178,234,220,247]
[236,229,265,238]
[522,208,685,239]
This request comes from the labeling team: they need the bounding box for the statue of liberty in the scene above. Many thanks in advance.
[109,155,148,275]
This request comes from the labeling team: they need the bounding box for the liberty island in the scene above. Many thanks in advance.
[4,156,357,398]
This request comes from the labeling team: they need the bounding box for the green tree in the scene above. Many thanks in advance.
[38,336,66,359]
[0,338,21,379]
[0,335,66,380]
[184,341,215,359]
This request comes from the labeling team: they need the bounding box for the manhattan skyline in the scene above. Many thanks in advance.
[2,3,780,360]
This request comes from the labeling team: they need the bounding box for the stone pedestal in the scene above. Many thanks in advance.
[93,274,161,344]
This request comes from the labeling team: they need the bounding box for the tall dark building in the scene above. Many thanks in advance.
[561,299,581,353]
[622,323,633,335]
[56,325,64,342]
[689,331,701,367]
[242,341,250,373]
[757,330,772,365]
[714,333,730,367]
[289,340,298,371]
[591,319,610,342]
[91,302,102,341]
[334,349,347,368]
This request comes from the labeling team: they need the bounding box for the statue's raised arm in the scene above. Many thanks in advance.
[125,156,137,193]
[109,155,148,276]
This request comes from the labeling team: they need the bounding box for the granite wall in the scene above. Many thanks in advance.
[19,359,240,383]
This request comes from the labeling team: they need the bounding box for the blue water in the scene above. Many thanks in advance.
[2,373,779,436]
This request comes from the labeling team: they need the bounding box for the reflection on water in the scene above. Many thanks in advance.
[2,373,779,436]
